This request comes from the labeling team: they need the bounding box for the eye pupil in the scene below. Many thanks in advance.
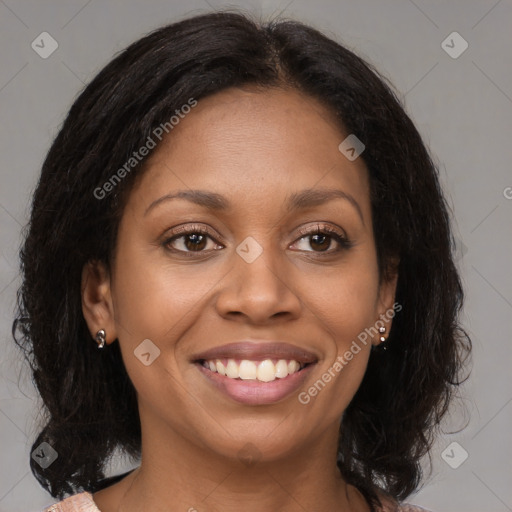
[185,233,206,251]
[310,233,330,252]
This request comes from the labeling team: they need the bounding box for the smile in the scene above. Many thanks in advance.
[200,358,307,382]
[192,341,318,405]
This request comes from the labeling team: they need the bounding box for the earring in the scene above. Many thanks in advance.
[95,329,106,349]
[378,326,387,350]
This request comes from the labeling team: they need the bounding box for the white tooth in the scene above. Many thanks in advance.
[215,360,226,376]
[239,360,258,380]
[275,359,289,378]
[226,359,239,379]
[208,361,217,372]
[287,360,300,374]
[257,359,276,382]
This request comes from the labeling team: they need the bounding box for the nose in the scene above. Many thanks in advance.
[215,243,302,325]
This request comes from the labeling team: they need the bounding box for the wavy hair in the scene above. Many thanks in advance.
[13,11,471,509]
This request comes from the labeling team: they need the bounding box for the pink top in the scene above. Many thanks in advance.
[43,491,432,511]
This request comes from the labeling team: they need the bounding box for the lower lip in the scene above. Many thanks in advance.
[196,363,315,405]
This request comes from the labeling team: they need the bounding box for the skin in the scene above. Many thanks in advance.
[82,86,398,512]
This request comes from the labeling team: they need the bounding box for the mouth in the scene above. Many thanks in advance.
[191,341,318,405]
[198,357,311,381]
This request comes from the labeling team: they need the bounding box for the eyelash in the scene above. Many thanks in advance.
[295,224,353,253]
[162,223,353,256]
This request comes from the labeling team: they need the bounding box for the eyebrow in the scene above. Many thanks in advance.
[144,190,229,215]
[286,188,364,223]
[144,187,364,223]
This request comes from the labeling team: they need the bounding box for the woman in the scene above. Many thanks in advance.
[14,11,470,512]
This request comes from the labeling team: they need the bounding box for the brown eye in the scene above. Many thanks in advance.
[290,224,353,254]
[182,233,207,251]
[164,226,222,254]
[309,233,333,252]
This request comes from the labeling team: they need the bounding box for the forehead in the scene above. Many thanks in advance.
[127,87,370,218]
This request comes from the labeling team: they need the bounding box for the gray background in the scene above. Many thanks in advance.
[0,1,511,511]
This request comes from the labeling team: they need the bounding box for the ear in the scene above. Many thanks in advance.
[81,260,117,346]
[373,262,400,346]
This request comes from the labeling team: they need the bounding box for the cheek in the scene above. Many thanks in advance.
[307,258,380,347]
[109,248,228,394]
[297,290,377,424]
[112,248,224,342]
[295,254,379,414]
[108,255,212,427]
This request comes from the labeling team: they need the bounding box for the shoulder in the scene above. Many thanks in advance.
[398,506,433,512]
[376,494,433,512]
[43,492,101,512]
[42,469,135,511]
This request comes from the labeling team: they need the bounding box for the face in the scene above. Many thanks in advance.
[82,86,397,464]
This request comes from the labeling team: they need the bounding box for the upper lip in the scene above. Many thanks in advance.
[191,341,318,364]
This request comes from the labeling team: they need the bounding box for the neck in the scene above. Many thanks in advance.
[96,413,370,512]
